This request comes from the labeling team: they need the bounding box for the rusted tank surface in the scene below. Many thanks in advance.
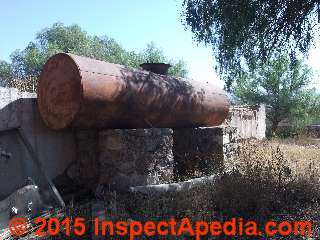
[37,53,229,130]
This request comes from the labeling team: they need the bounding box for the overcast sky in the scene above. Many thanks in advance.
[0,0,319,89]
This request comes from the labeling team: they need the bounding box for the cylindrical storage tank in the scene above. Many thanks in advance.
[37,53,229,130]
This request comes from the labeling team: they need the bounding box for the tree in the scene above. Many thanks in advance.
[141,42,188,77]
[182,0,319,90]
[141,42,166,63]
[290,90,320,126]
[233,55,317,133]
[0,60,13,86]
[2,23,188,91]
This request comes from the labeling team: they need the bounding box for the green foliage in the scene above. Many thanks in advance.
[141,42,166,63]
[0,60,13,86]
[37,23,90,54]
[141,42,188,77]
[290,90,320,127]
[1,23,188,90]
[85,35,145,67]
[182,0,319,89]
[233,55,319,132]
[168,59,188,78]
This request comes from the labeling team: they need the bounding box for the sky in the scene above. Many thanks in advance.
[0,0,319,89]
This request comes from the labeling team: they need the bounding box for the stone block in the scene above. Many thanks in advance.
[98,128,173,191]
[173,127,224,180]
[222,127,240,172]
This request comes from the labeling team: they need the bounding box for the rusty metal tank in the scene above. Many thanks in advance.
[37,53,229,130]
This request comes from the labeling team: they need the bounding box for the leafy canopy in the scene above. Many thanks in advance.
[0,61,13,86]
[182,0,319,89]
[2,23,188,90]
[233,55,319,132]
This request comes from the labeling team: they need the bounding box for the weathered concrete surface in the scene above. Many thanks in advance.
[0,185,43,230]
[224,104,266,140]
[0,87,76,180]
[97,129,174,191]
[129,174,220,194]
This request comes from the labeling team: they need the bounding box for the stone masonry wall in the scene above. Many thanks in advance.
[97,129,174,191]
[71,127,238,193]
[173,126,240,180]
[222,126,240,172]
[173,127,224,180]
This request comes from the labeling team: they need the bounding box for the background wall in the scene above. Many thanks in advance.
[0,87,76,180]
[224,104,266,140]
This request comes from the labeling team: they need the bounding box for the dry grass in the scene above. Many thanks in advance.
[113,138,320,238]
[217,139,320,217]
[269,139,320,179]
[18,138,320,239]
[44,138,314,239]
